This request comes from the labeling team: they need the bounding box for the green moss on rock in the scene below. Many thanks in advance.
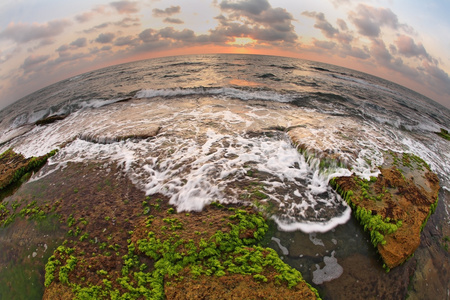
[43,204,321,299]
[330,151,440,270]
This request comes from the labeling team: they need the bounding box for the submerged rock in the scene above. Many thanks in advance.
[331,151,440,269]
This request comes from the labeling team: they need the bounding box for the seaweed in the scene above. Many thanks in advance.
[43,205,321,299]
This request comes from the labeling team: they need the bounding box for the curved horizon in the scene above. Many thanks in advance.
[1,0,449,109]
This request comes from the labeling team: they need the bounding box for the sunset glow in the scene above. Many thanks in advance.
[228,37,256,46]
[0,0,449,108]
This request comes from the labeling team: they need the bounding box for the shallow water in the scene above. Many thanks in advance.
[0,54,449,298]
[263,188,450,299]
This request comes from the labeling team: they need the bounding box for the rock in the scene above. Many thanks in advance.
[0,149,57,191]
[35,115,68,126]
[0,149,30,190]
[331,151,440,269]
[435,128,450,141]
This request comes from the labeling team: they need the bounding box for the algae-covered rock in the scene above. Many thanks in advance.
[43,204,320,299]
[435,128,450,141]
[38,161,321,299]
[331,151,440,269]
[0,148,57,191]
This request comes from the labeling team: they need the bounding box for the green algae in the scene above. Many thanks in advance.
[330,178,401,249]
[435,128,450,141]
[44,205,321,299]
[421,196,439,232]
[0,149,58,191]
[0,198,60,228]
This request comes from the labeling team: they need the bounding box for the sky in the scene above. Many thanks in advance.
[1,0,450,109]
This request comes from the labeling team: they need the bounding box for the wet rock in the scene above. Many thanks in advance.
[35,115,68,126]
[434,128,450,141]
[0,149,29,190]
[331,151,440,269]
[0,149,57,192]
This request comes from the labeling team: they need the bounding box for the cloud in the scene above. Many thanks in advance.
[56,44,70,52]
[100,45,112,51]
[159,27,196,42]
[0,50,13,64]
[331,0,351,8]
[421,61,450,92]
[216,0,297,43]
[370,38,392,64]
[395,35,430,61]
[369,38,420,79]
[75,6,108,23]
[220,0,270,15]
[21,54,50,71]
[29,38,55,51]
[302,11,352,44]
[95,32,116,44]
[84,17,140,34]
[313,40,336,50]
[75,12,95,23]
[163,18,184,24]
[0,19,71,44]
[302,11,338,38]
[340,44,370,59]
[348,4,404,37]
[56,38,88,57]
[336,19,348,31]
[83,23,110,34]
[114,17,141,28]
[153,6,181,17]
[114,35,138,46]
[70,37,87,48]
[110,1,139,14]
[139,29,159,43]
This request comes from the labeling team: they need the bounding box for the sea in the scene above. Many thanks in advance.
[0,54,449,298]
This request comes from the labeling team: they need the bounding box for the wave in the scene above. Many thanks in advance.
[135,87,294,102]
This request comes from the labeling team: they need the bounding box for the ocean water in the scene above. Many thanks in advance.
[1,54,449,229]
[1,54,449,297]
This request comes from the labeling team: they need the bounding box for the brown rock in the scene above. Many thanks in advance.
[332,152,440,269]
[0,149,28,188]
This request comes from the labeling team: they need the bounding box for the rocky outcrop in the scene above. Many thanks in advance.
[331,151,440,269]
[36,162,321,300]
[35,115,68,126]
[0,148,57,191]
[435,128,450,141]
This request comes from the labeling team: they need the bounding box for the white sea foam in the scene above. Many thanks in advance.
[4,96,449,232]
[273,206,351,233]
[312,251,343,284]
[271,237,289,256]
[21,97,352,230]
[136,87,292,102]
[309,232,325,246]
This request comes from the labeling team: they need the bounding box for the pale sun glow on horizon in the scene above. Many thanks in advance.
[227,37,256,46]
